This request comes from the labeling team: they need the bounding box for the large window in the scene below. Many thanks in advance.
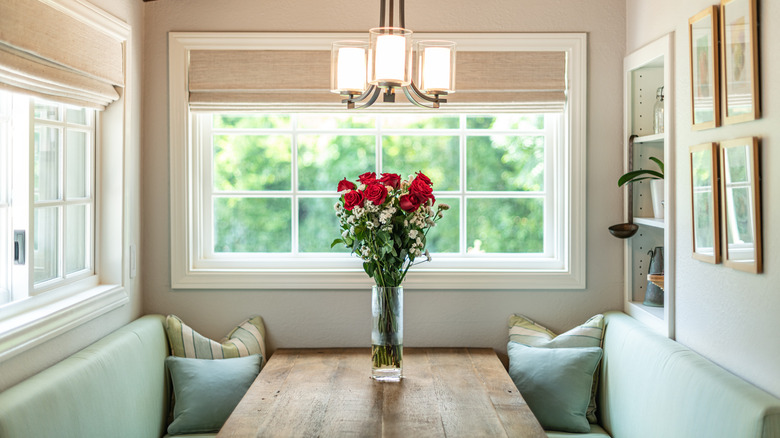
[197,112,557,258]
[170,32,586,289]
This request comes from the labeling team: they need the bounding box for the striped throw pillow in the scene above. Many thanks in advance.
[508,314,604,423]
[165,315,267,366]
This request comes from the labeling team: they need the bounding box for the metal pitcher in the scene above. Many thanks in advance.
[643,246,664,307]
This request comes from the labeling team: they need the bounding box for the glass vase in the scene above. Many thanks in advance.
[371,285,403,381]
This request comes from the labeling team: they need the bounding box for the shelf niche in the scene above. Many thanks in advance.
[622,33,675,338]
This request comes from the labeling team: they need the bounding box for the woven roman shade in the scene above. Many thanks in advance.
[0,0,124,108]
[187,48,566,112]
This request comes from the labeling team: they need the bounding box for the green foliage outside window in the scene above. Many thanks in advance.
[209,114,548,255]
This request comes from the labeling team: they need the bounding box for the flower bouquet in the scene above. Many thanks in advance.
[332,171,447,380]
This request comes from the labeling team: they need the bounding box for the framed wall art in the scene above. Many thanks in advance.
[720,0,760,124]
[719,137,762,273]
[689,6,720,129]
[689,143,720,264]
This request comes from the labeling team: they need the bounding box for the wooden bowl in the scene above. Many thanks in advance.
[609,223,639,239]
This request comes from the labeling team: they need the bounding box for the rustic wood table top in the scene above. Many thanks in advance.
[218,347,546,438]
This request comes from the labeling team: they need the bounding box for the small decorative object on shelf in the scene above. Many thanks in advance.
[618,156,665,219]
[333,171,448,381]
[644,247,664,307]
[653,86,665,134]
[647,274,665,290]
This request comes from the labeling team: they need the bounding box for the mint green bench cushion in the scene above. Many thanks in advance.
[599,311,780,438]
[546,423,610,438]
[0,315,170,438]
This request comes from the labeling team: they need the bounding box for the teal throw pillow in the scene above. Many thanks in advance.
[508,314,604,423]
[507,342,603,433]
[166,354,261,435]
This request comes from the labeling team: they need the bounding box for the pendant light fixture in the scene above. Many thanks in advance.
[330,0,456,109]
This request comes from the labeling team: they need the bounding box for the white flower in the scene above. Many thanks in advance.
[366,221,375,229]
[341,230,349,238]
[424,249,432,262]
[409,229,419,239]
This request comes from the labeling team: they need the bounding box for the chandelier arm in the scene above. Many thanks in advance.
[389,0,394,27]
[399,0,405,28]
[406,81,448,105]
[402,86,438,109]
[350,86,382,110]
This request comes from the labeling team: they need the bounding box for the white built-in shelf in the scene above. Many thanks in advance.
[634,133,664,144]
[623,32,674,339]
[625,301,666,334]
[634,217,664,228]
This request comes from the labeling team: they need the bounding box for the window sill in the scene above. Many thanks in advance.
[172,268,585,290]
[0,284,128,362]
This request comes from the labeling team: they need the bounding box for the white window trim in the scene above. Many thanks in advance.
[169,32,587,290]
[0,0,130,362]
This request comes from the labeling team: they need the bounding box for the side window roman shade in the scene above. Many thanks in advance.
[186,38,566,112]
[0,0,125,108]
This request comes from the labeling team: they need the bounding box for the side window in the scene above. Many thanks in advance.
[0,93,96,303]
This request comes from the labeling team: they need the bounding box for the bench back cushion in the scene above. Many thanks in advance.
[0,315,170,438]
[599,312,780,438]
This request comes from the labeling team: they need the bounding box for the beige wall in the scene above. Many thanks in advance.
[627,0,780,397]
[141,0,626,359]
[0,0,145,391]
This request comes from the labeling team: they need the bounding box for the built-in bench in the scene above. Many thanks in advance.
[1,311,778,437]
[0,315,213,438]
[547,312,780,438]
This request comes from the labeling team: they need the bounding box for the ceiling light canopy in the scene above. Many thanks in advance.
[330,0,456,109]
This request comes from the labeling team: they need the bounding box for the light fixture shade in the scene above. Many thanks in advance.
[330,41,369,94]
[416,40,456,94]
[368,27,412,87]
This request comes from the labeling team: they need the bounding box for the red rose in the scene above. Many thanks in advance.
[343,190,364,211]
[337,178,356,192]
[399,192,425,212]
[363,182,388,206]
[378,173,401,190]
[409,178,433,198]
[358,172,377,185]
[414,172,432,186]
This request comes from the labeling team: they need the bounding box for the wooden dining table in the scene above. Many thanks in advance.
[218,347,546,438]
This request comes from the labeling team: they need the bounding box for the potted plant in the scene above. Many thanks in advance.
[618,157,664,219]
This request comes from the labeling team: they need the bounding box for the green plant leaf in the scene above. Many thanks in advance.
[330,238,344,248]
[649,156,664,174]
[618,169,664,187]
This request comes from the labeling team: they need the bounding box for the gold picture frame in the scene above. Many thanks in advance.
[720,0,760,124]
[690,143,720,264]
[719,137,762,273]
[689,6,720,130]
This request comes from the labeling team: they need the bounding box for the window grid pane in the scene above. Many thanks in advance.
[32,99,95,287]
[0,91,10,303]
[206,113,555,256]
